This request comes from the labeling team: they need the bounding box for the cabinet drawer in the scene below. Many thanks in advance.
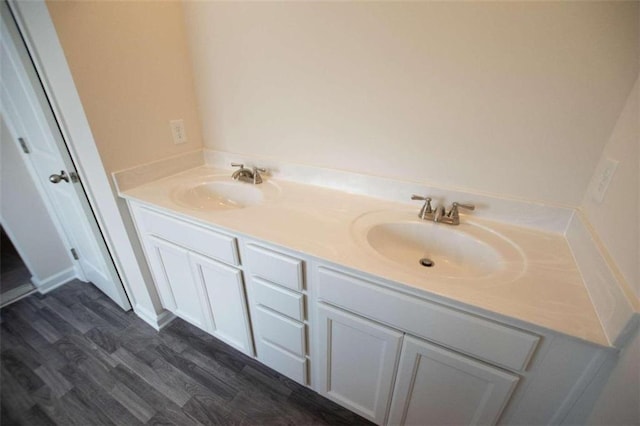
[253,306,306,357]
[257,339,307,385]
[136,207,239,266]
[250,277,305,321]
[317,267,539,371]
[244,244,303,291]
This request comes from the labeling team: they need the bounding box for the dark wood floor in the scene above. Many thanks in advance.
[0,280,372,425]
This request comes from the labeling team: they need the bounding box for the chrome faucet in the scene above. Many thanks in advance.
[412,195,475,225]
[231,163,267,184]
[434,205,446,223]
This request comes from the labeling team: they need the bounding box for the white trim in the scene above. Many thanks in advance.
[32,266,77,294]
[204,149,575,234]
[134,304,177,331]
[156,310,177,329]
[566,211,635,347]
[8,0,163,316]
[0,283,36,308]
[113,150,204,193]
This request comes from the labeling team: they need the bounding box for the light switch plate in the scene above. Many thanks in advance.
[591,157,619,203]
[170,119,187,144]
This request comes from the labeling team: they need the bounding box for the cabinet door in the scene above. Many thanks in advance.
[317,303,403,425]
[189,252,254,356]
[144,236,206,329]
[388,335,519,426]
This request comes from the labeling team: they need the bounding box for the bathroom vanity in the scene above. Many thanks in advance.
[118,158,632,426]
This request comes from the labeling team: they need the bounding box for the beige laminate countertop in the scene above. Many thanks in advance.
[121,166,608,347]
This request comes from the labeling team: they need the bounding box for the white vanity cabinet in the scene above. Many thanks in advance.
[315,300,519,426]
[316,303,403,424]
[189,252,254,354]
[388,336,519,426]
[130,204,254,355]
[242,242,309,385]
[312,265,530,426]
[144,235,208,330]
[125,198,615,426]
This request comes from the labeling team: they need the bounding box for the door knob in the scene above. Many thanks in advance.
[49,171,69,184]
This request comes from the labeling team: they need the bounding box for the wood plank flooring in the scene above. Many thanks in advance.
[0,280,372,425]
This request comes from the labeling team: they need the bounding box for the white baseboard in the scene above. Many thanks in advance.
[156,310,177,329]
[134,304,176,331]
[32,267,77,294]
[0,282,36,308]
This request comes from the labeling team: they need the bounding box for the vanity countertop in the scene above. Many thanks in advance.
[120,166,608,347]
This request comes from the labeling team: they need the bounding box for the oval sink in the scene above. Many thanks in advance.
[171,176,280,211]
[351,210,525,281]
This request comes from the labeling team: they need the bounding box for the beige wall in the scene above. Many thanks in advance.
[47,0,202,174]
[184,1,638,206]
[582,77,639,299]
[580,77,638,426]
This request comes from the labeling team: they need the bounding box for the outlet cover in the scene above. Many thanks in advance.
[169,119,187,144]
[591,157,619,203]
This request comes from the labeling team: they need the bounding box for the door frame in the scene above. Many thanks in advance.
[7,1,165,324]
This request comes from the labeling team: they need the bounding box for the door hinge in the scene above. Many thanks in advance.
[18,137,30,154]
[71,248,79,260]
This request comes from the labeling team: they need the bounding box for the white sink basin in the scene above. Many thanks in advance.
[351,210,525,281]
[170,176,280,211]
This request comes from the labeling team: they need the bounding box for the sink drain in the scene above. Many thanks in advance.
[419,258,435,268]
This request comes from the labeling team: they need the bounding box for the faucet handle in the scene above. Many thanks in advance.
[448,202,475,220]
[452,202,475,211]
[412,195,433,219]
[252,166,267,184]
[231,163,244,169]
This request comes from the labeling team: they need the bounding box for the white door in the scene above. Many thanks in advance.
[0,7,130,309]
[317,303,403,425]
[388,335,519,426]
[143,236,206,330]
[189,252,254,355]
